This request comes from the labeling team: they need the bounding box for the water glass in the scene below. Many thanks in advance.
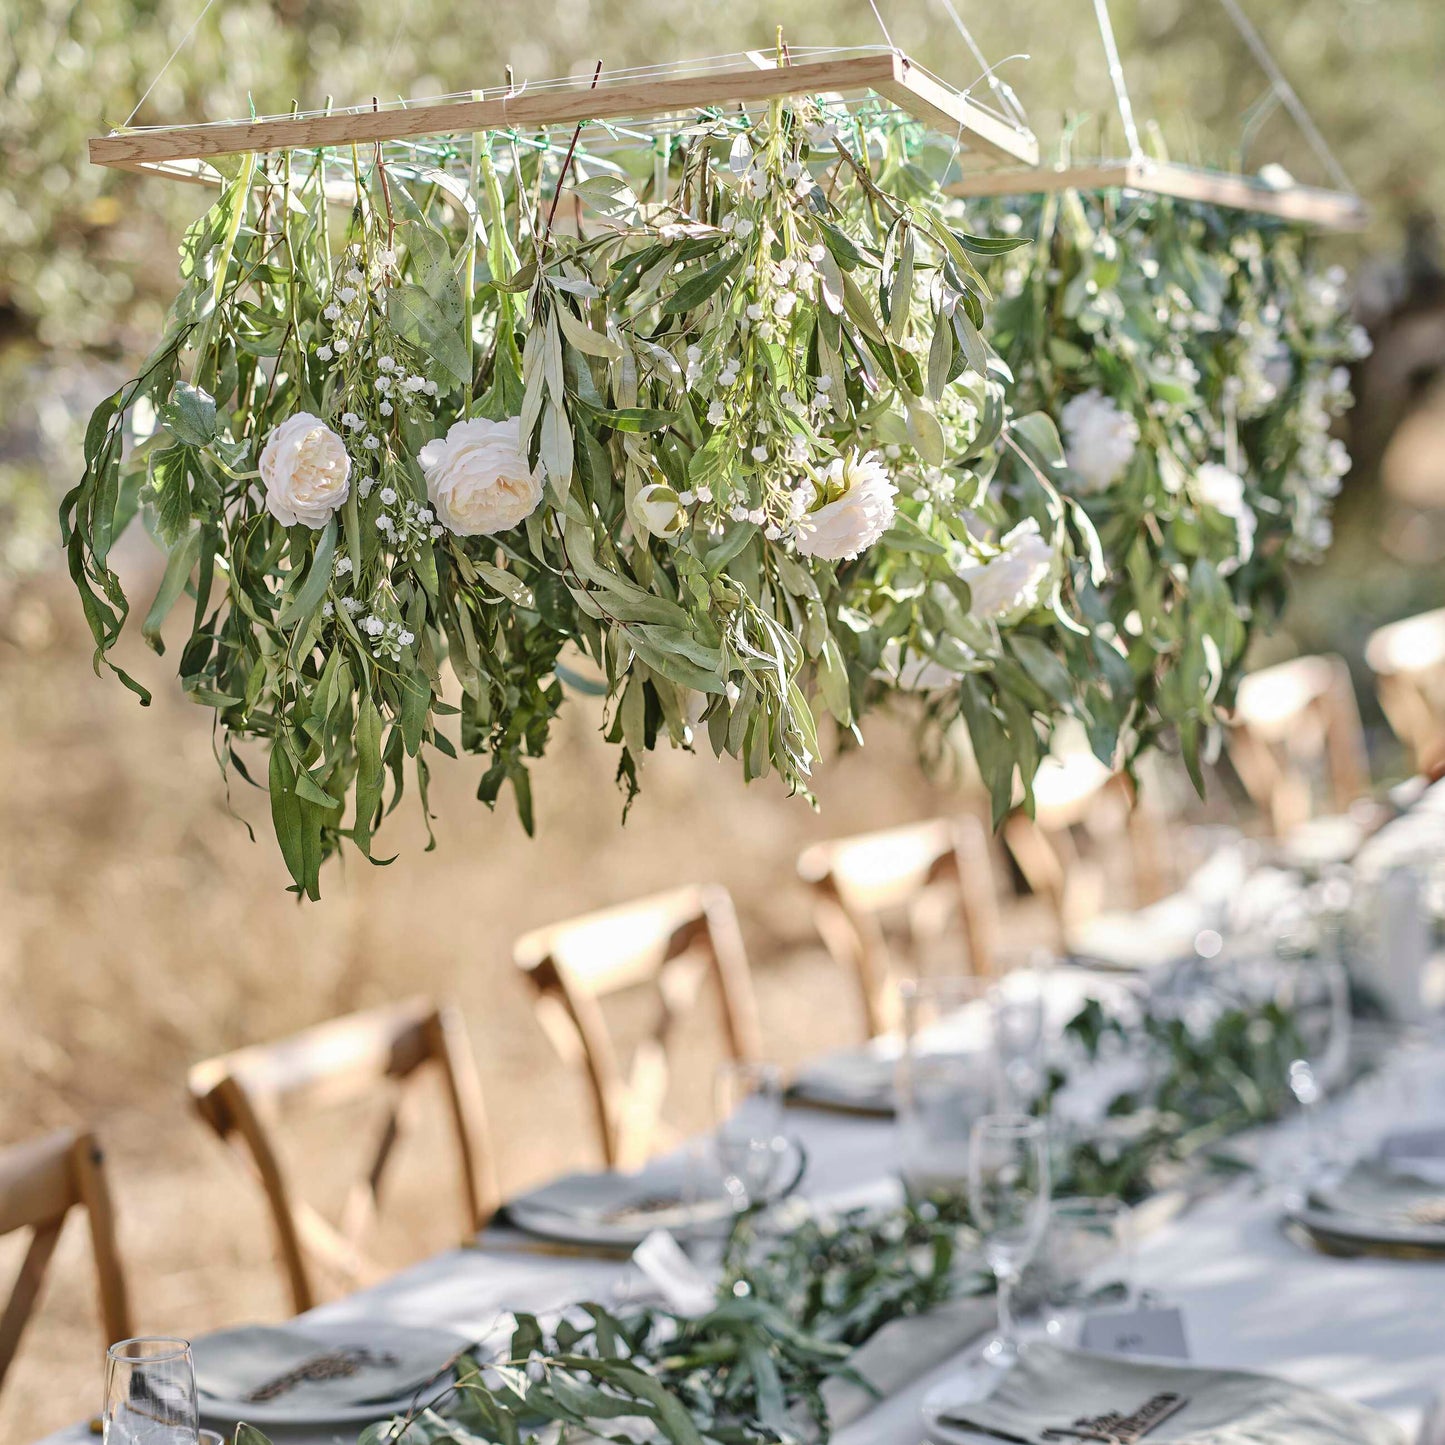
[970,1114,1051,1366]
[1037,1196,1132,1338]
[989,961,1047,1110]
[896,977,997,1201]
[714,1060,785,1208]
[103,1338,197,1445]
[1279,957,1351,1181]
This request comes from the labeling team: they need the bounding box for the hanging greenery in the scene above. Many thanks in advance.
[61,79,1363,894]
[59,92,1097,897]
[965,184,1368,785]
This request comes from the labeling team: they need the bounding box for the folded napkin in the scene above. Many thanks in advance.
[790,1049,898,1115]
[938,1343,1405,1445]
[192,1322,468,1413]
[1309,1160,1445,1235]
[819,1298,995,1429]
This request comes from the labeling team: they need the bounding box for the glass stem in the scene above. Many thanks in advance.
[996,1268,1016,1346]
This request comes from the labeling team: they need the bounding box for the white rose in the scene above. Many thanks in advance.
[635,482,687,542]
[1060,388,1139,494]
[258,413,351,529]
[953,519,1057,624]
[418,417,545,537]
[793,450,896,561]
[1195,462,1256,572]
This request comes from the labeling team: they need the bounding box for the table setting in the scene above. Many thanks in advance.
[59,785,1445,1445]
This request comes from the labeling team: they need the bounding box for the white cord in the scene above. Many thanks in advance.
[122,0,219,128]
[864,0,899,54]
[1088,0,1142,161]
[933,0,1031,132]
[1213,0,1355,193]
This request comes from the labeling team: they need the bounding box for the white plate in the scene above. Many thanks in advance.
[507,1137,808,1248]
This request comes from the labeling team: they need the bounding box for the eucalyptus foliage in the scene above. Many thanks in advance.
[968,185,1367,787]
[61,94,1094,896]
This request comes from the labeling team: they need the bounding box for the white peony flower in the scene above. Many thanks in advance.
[1195,462,1256,571]
[634,482,687,541]
[953,519,1057,623]
[418,417,545,537]
[258,412,351,529]
[1060,388,1140,494]
[793,450,896,561]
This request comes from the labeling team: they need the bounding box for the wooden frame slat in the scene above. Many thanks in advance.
[947,158,1367,231]
[90,52,1037,180]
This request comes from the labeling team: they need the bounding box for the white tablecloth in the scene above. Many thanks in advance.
[41,781,1445,1445]
[43,1048,1445,1445]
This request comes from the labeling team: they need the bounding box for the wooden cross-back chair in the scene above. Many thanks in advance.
[1227,654,1371,836]
[796,816,1001,1039]
[1366,609,1445,778]
[1001,751,1169,949]
[0,1128,131,1393]
[188,998,497,1314]
[513,885,763,1171]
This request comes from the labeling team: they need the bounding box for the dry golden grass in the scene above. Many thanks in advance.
[0,563,971,1439]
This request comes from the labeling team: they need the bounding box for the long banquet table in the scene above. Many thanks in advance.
[40,1047,1445,1445]
[41,783,1445,1445]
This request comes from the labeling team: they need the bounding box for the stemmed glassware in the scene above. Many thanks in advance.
[102,1338,197,1445]
[714,1060,786,1210]
[1037,1196,1132,1340]
[969,1114,1052,1368]
[1279,957,1351,1184]
[989,957,1047,1111]
[896,977,996,1203]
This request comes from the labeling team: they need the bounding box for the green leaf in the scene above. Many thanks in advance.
[142,527,201,655]
[388,282,470,387]
[269,744,322,901]
[661,251,743,314]
[158,381,217,447]
[275,521,338,631]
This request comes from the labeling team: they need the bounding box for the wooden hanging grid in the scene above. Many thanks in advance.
[89,49,1040,185]
[947,157,1367,230]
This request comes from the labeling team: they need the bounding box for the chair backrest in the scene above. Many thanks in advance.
[1228,654,1370,835]
[1366,608,1445,776]
[0,1128,131,1392]
[797,816,1000,1038]
[513,885,763,1171]
[999,747,1170,945]
[187,998,496,1314]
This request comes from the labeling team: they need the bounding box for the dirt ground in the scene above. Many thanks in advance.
[0,565,1006,1438]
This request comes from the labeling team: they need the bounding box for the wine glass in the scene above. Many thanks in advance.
[1279,957,1351,1182]
[103,1338,197,1445]
[895,976,996,1204]
[969,1114,1051,1368]
[714,1060,785,1210]
[989,957,1047,1110]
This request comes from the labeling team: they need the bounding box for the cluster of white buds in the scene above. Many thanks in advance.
[373,489,444,561]
[358,613,415,663]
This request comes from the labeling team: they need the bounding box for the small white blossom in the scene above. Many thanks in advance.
[334,338,350,354]
[334,555,353,577]
[707,400,726,426]
[324,304,342,321]
[725,680,742,705]
[750,445,769,462]
[379,486,397,506]
[364,435,380,450]
[378,355,396,371]
[341,412,363,431]
[380,401,394,416]
[316,344,333,362]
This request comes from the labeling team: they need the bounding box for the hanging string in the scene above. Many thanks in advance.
[932,0,1030,132]
[1088,0,1142,162]
[1212,0,1355,194]
[122,0,220,127]
[864,0,900,54]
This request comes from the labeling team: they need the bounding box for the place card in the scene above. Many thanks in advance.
[631,1230,717,1315]
[1080,1305,1190,1361]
